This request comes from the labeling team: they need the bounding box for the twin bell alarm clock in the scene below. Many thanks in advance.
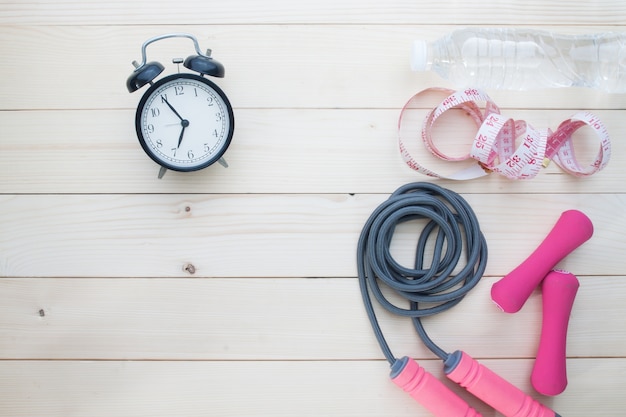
[126,33,234,179]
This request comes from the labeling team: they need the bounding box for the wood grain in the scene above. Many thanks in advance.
[0,277,623,360]
[0,109,623,194]
[0,359,623,417]
[1,25,626,111]
[1,0,625,25]
[1,193,624,278]
[1,0,625,415]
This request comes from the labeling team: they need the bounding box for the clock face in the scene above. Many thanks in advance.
[135,73,234,172]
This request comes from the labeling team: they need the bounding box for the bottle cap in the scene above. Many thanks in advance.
[411,40,429,71]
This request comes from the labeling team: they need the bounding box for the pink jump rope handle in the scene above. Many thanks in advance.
[391,356,481,417]
[491,210,592,313]
[532,270,579,396]
[445,351,561,417]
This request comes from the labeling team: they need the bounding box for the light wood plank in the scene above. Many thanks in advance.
[0,359,622,416]
[0,0,624,25]
[0,277,622,360]
[0,193,623,278]
[1,25,626,111]
[1,1,624,416]
[0,108,623,194]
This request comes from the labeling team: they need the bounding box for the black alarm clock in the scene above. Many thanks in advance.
[126,33,234,179]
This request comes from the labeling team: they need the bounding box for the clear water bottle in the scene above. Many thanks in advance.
[411,28,626,93]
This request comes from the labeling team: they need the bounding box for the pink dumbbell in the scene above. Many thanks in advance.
[491,210,592,313]
[532,270,580,396]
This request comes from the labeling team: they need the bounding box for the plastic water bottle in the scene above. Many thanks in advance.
[411,28,626,93]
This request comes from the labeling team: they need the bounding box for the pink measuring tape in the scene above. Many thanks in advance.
[398,88,611,180]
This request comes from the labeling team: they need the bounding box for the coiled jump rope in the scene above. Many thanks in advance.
[356,182,561,417]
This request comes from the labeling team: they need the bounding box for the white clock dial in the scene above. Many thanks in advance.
[135,73,234,172]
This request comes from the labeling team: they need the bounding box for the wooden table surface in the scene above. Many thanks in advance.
[1,1,625,416]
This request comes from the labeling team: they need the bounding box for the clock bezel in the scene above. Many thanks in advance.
[134,73,235,173]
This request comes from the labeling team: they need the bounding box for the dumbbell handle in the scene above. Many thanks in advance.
[491,210,592,313]
[445,351,561,417]
[391,356,481,416]
[532,270,579,396]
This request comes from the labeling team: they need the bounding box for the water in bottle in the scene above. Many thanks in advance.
[411,28,626,93]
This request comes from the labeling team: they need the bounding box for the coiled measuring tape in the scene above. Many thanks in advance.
[398,88,611,180]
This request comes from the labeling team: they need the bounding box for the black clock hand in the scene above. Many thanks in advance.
[162,97,184,121]
[177,120,190,148]
[162,97,190,148]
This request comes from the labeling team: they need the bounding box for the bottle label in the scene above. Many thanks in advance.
[398,88,611,180]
